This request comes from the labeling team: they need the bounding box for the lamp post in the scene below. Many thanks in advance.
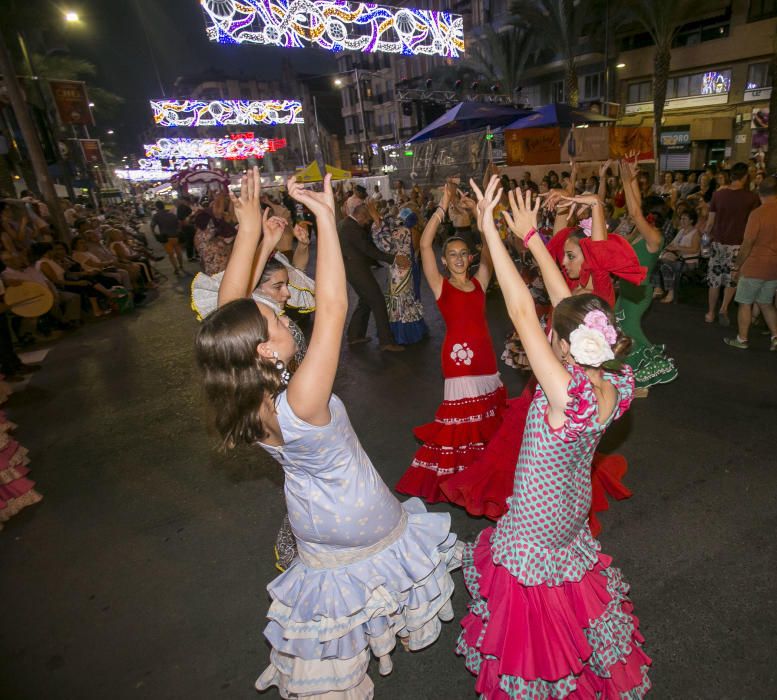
[334,67,383,174]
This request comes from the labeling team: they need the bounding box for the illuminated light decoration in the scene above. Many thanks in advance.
[144,137,288,160]
[115,169,174,182]
[199,0,464,58]
[701,71,731,96]
[151,99,303,127]
[138,157,210,170]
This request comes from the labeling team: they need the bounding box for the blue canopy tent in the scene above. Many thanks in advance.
[504,104,614,130]
[407,101,532,143]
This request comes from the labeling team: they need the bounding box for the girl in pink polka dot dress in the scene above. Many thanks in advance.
[456,179,651,698]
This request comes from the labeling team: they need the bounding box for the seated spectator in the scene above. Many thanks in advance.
[652,210,701,304]
[1,249,81,330]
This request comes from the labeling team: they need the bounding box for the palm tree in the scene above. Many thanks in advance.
[510,0,597,108]
[461,26,535,99]
[622,0,694,183]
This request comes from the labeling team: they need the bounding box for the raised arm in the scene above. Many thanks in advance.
[290,223,311,272]
[420,181,453,298]
[218,168,264,306]
[620,158,663,253]
[598,160,611,202]
[247,214,288,293]
[474,177,572,421]
[504,190,571,308]
[560,193,608,241]
[285,175,347,426]
[459,189,492,289]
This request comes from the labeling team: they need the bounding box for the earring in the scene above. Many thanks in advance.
[272,351,290,387]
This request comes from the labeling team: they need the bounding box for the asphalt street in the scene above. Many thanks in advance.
[1,260,775,699]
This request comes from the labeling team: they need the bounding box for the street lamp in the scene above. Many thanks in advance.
[333,78,343,87]
[616,63,626,69]
[64,11,80,23]
[88,102,95,108]
[106,129,115,135]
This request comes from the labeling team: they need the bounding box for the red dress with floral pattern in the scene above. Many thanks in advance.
[396,278,507,503]
[457,365,651,698]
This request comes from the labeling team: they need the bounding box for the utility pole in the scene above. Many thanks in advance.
[0,28,69,240]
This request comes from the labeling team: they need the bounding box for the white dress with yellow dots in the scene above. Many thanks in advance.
[257,390,461,699]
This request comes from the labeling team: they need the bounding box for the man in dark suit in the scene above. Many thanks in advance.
[338,204,408,352]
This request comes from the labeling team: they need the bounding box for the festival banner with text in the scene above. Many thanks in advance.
[49,80,94,127]
[80,139,104,164]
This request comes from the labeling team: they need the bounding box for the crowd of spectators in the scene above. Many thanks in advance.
[0,193,162,381]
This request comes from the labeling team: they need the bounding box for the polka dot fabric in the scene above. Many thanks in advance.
[456,365,652,698]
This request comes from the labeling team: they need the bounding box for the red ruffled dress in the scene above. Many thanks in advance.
[396,278,507,503]
[442,230,645,535]
[457,365,651,698]
[0,380,42,530]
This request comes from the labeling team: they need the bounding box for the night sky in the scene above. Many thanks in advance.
[53,0,338,152]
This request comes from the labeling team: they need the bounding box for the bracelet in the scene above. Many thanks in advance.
[523,227,538,246]
[436,206,446,219]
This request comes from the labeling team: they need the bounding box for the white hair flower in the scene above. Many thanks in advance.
[569,327,615,367]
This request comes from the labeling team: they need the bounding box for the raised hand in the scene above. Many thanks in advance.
[287,174,336,220]
[502,188,540,240]
[599,159,613,179]
[261,213,288,252]
[229,166,263,236]
[559,193,602,208]
[469,175,502,231]
[293,222,311,245]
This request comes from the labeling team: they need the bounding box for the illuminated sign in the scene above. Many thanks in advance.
[200,0,464,57]
[150,99,303,127]
[144,137,288,160]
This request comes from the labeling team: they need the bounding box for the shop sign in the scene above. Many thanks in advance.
[744,87,772,103]
[659,128,691,152]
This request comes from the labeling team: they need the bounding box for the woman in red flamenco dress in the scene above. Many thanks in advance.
[396,183,507,503]
[442,191,646,535]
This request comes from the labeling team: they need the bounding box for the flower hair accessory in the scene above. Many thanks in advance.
[568,310,617,367]
[579,218,593,237]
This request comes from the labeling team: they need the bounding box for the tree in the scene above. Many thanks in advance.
[622,0,694,183]
[460,26,535,99]
[510,0,597,107]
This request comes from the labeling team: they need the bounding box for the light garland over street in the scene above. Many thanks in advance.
[199,0,464,57]
[150,99,304,127]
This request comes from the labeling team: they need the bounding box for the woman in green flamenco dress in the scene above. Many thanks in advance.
[616,158,678,392]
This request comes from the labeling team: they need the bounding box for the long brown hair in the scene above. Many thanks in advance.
[194,298,285,449]
[552,294,632,367]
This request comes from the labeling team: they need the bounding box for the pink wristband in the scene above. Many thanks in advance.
[523,227,538,245]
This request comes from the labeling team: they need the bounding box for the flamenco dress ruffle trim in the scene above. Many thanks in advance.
[256,497,462,699]
[457,529,651,699]
[0,428,41,528]
[625,345,678,389]
[396,376,507,504]
[441,389,633,537]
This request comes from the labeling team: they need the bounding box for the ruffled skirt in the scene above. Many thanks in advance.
[441,386,632,536]
[256,498,462,699]
[457,528,651,699]
[0,406,42,530]
[396,374,507,503]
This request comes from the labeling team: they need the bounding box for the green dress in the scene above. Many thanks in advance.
[615,236,678,389]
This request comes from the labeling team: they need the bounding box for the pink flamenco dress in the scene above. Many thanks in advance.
[457,365,651,698]
[0,379,42,530]
[442,230,645,536]
[396,277,507,503]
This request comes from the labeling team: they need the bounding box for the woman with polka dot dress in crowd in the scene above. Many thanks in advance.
[455,177,650,698]
[195,169,460,699]
[396,180,507,503]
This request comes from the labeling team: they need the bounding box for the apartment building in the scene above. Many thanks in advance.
[616,0,775,169]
